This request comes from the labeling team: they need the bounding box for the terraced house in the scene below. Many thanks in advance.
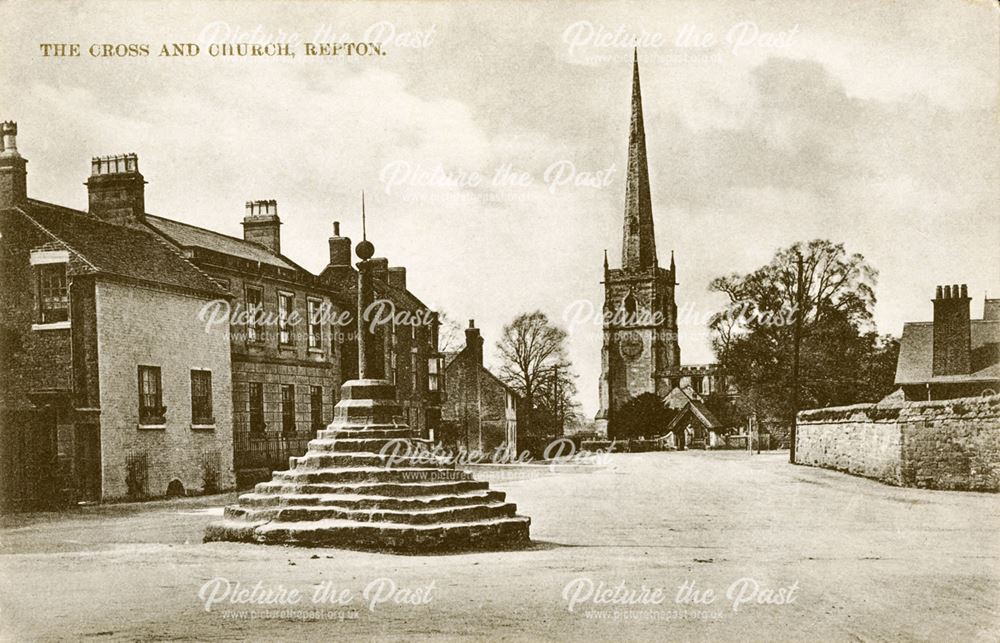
[0,122,445,508]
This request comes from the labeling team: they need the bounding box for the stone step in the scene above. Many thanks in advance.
[272,467,473,485]
[316,426,414,440]
[307,437,433,454]
[332,399,405,425]
[224,501,517,525]
[237,489,507,511]
[205,515,532,553]
[290,452,446,470]
[253,479,491,497]
[337,379,397,401]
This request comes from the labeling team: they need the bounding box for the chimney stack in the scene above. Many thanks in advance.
[984,297,1000,321]
[370,257,389,282]
[465,319,483,368]
[0,121,28,208]
[388,266,407,291]
[328,220,352,266]
[932,283,972,376]
[86,153,146,225]
[242,200,281,254]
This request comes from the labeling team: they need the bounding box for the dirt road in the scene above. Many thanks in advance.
[1,452,997,641]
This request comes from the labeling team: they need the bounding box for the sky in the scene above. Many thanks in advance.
[2,0,998,416]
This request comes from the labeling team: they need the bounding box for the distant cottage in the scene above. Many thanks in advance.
[441,320,523,454]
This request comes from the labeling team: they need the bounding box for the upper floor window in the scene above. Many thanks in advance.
[428,356,442,392]
[38,263,69,324]
[245,285,263,343]
[307,299,322,350]
[278,292,294,345]
[138,365,164,425]
[190,370,213,425]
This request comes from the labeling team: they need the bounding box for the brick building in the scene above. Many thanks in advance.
[595,53,728,438]
[0,122,446,507]
[894,284,1000,401]
[441,320,522,453]
[1,127,235,508]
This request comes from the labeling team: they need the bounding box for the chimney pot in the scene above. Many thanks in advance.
[333,221,340,236]
[1,121,21,158]
[960,284,968,298]
[944,285,952,299]
[0,120,27,208]
[935,285,943,299]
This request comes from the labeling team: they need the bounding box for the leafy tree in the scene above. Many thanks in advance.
[610,393,675,441]
[709,240,898,429]
[496,311,570,441]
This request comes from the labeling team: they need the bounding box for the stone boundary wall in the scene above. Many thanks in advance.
[795,395,1000,492]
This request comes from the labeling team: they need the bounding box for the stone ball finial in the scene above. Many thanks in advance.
[356,239,375,260]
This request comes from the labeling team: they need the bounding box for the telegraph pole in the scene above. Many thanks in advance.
[789,249,804,464]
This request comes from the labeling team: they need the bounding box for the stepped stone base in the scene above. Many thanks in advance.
[205,379,531,554]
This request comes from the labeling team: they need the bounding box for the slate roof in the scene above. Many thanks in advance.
[894,320,1000,385]
[13,200,226,297]
[145,214,297,270]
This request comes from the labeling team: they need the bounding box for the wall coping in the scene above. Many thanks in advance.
[798,394,1000,424]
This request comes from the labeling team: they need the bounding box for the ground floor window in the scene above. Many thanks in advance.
[310,386,324,432]
[138,365,164,424]
[281,385,296,434]
[248,382,264,433]
[190,370,213,424]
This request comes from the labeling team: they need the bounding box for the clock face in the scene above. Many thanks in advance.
[619,332,644,361]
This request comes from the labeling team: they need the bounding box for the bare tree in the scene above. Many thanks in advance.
[496,311,569,437]
[436,311,464,353]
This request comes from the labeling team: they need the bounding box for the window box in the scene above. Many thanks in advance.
[139,406,167,426]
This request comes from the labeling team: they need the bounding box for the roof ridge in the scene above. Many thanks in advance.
[146,213,313,276]
[141,220,228,296]
[147,213,263,247]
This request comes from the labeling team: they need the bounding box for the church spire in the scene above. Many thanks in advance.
[621,48,657,271]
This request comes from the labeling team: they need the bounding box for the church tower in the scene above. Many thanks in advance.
[596,50,681,437]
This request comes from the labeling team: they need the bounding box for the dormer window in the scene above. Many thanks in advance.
[30,249,70,329]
